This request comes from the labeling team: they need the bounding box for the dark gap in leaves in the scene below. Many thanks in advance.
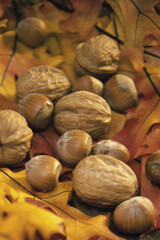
[102,1,113,12]
[47,0,74,13]
[15,74,18,81]
[154,2,160,15]
[24,232,30,240]
[2,212,8,218]
[50,233,66,240]
[35,230,44,240]
[59,171,73,182]
[5,195,13,203]
[69,191,109,217]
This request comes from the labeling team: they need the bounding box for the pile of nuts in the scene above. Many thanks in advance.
[0,17,156,236]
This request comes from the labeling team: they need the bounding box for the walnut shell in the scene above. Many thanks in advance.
[75,35,120,78]
[17,17,47,48]
[16,65,71,102]
[73,155,138,208]
[53,91,111,139]
[113,196,155,234]
[0,110,33,166]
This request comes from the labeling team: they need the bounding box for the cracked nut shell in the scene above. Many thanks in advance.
[0,110,33,166]
[53,91,111,139]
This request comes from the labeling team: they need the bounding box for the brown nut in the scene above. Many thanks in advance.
[18,93,54,131]
[113,196,155,235]
[103,74,139,112]
[25,155,62,191]
[16,65,71,102]
[93,139,130,163]
[17,17,47,48]
[145,150,160,184]
[72,75,104,96]
[0,110,33,166]
[57,129,92,166]
[53,91,111,139]
[75,35,120,78]
[73,155,138,208]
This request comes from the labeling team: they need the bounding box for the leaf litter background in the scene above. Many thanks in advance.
[0,0,160,239]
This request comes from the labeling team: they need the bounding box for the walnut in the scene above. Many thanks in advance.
[16,65,71,102]
[0,110,33,166]
[75,35,120,79]
[53,91,111,139]
[73,155,138,208]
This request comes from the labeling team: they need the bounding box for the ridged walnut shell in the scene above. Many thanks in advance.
[18,93,54,131]
[16,65,71,102]
[25,155,62,192]
[57,129,92,166]
[17,17,47,48]
[0,110,33,166]
[75,35,120,77]
[93,139,130,163]
[113,196,155,234]
[145,150,160,184]
[72,75,104,96]
[73,155,138,208]
[53,91,111,139]
[103,74,139,112]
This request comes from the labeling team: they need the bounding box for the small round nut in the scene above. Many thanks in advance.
[73,155,138,208]
[57,129,92,166]
[25,155,62,191]
[113,196,155,235]
[17,17,47,48]
[0,110,33,166]
[93,139,130,163]
[16,65,71,102]
[103,74,139,112]
[145,150,160,184]
[72,75,103,96]
[18,93,54,131]
[53,91,111,139]
[75,35,120,78]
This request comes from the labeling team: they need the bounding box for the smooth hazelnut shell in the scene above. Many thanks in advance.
[145,150,160,184]
[25,155,62,191]
[18,93,54,131]
[57,129,92,166]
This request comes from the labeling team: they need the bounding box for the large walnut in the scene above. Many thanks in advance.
[75,35,120,78]
[16,65,71,102]
[73,155,138,208]
[53,91,111,139]
[0,110,33,166]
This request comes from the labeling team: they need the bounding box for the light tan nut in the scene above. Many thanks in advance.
[113,196,155,234]
[17,17,47,48]
[57,129,92,167]
[75,35,120,78]
[73,154,138,208]
[16,65,71,102]
[0,110,33,166]
[72,75,104,96]
[103,74,139,112]
[93,139,130,163]
[25,155,62,192]
[53,91,111,139]
[18,93,54,131]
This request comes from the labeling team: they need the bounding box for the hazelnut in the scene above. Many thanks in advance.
[17,17,47,48]
[25,155,62,191]
[57,129,92,166]
[18,93,54,131]
[75,35,120,78]
[16,65,71,102]
[103,74,139,112]
[145,150,160,184]
[113,196,155,234]
[0,110,33,166]
[93,139,130,163]
[73,155,138,208]
[72,75,103,96]
[53,91,111,139]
